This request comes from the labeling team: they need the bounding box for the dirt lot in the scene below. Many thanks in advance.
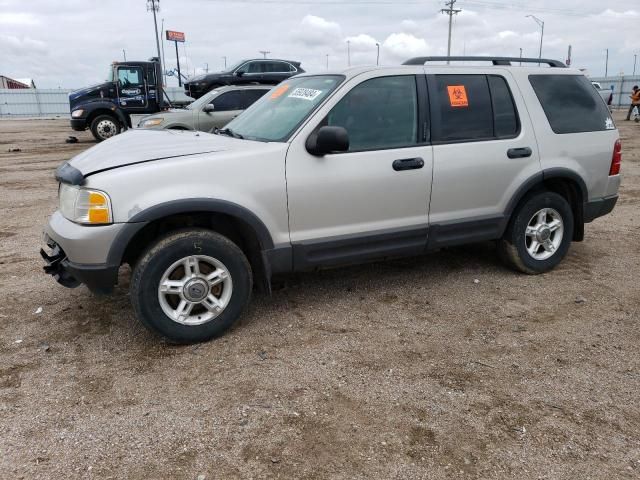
[0,114,638,480]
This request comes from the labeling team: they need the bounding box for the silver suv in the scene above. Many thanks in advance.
[42,56,621,344]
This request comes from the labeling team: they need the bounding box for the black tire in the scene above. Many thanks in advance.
[90,114,121,142]
[130,229,252,344]
[498,191,574,274]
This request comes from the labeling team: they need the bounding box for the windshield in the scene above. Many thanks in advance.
[227,60,246,72]
[223,75,344,142]
[186,90,220,110]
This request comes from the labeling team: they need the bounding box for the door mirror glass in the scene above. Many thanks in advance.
[306,126,349,156]
[203,103,215,112]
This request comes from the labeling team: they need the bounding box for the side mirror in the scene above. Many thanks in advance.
[203,104,215,113]
[306,126,349,156]
[235,71,244,77]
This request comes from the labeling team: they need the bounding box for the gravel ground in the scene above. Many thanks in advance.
[0,114,639,480]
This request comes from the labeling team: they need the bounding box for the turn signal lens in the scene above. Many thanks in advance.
[609,139,622,176]
[59,184,112,225]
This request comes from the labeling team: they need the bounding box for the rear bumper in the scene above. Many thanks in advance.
[41,236,118,294]
[584,195,618,223]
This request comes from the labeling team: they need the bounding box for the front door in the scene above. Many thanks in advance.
[426,71,542,248]
[286,73,433,270]
[198,90,243,131]
[116,66,147,109]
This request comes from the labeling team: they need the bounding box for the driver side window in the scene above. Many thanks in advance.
[118,67,143,86]
[325,75,418,152]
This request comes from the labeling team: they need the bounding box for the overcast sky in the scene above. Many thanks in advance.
[0,0,637,89]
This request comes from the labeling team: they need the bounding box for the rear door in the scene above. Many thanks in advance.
[116,65,147,109]
[426,70,541,248]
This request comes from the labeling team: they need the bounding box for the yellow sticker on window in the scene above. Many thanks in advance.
[447,85,469,107]
[270,84,290,99]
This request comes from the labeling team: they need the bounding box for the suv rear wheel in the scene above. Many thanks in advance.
[498,191,574,274]
[130,229,252,343]
[90,114,121,142]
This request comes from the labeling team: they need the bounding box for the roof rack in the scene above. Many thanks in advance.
[402,56,567,68]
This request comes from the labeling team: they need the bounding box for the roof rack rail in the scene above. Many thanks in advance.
[402,56,567,68]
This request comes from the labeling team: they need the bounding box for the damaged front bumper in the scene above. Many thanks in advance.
[40,234,118,294]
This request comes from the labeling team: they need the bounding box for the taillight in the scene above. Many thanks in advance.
[610,139,621,176]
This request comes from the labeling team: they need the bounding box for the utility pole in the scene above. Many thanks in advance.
[634,54,637,76]
[376,43,380,65]
[147,0,163,103]
[160,18,167,86]
[519,48,522,66]
[259,50,270,59]
[526,15,544,65]
[123,49,127,61]
[222,56,227,69]
[347,40,351,66]
[566,44,572,66]
[605,48,609,78]
[326,54,329,70]
[204,63,209,73]
[441,0,461,64]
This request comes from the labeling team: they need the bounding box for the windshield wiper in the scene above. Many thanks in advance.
[214,127,244,139]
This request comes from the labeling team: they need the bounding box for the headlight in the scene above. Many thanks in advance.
[140,117,164,127]
[71,109,84,118]
[59,184,112,225]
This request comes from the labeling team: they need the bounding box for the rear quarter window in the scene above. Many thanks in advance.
[529,74,613,134]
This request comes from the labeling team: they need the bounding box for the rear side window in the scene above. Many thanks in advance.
[489,76,518,137]
[529,74,612,134]
[431,75,494,142]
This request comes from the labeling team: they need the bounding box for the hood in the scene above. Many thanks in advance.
[65,129,263,177]
[69,81,115,110]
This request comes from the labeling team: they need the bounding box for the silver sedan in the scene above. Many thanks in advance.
[137,85,270,132]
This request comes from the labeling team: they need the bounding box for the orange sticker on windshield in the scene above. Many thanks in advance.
[447,85,468,107]
[270,84,290,99]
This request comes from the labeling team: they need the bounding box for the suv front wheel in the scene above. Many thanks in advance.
[498,191,574,274]
[130,229,252,343]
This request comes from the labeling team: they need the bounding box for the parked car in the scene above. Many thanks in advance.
[184,59,304,99]
[137,85,270,132]
[592,81,613,106]
[43,56,621,344]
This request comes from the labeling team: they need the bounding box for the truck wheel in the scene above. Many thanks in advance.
[90,114,121,142]
[498,191,574,274]
[130,229,252,344]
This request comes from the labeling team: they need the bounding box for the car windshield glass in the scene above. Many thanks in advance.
[186,90,220,110]
[223,75,344,142]
[228,60,246,72]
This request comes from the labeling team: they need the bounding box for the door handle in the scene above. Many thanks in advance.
[392,157,425,171]
[507,147,532,159]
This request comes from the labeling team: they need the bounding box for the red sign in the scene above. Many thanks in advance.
[166,30,185,42]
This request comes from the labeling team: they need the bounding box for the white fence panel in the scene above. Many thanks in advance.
[0,87,193,117]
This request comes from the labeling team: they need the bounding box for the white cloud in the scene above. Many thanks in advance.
[345,34,378,51]
[382,33,430,62]
[292,15,342,48]
[0,12,39,25]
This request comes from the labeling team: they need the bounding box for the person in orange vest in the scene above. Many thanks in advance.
[625,85,640,120]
